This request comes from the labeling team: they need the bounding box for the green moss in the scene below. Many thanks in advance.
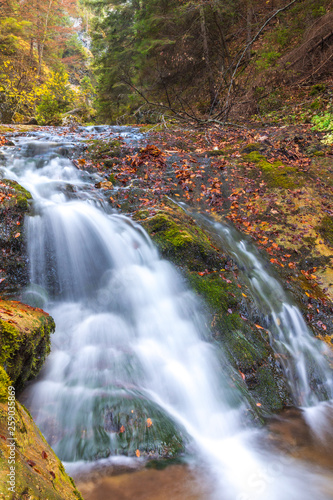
[86,139,122,159]
[318,215,333,246]
[221,329,269,372]
[141,209,222,271]
[244,152,299,189]
[0,303,55,392]
[187,272,239,312]
[3,179,32,211]
[185,272,291,411]
[0,366,11,403]
[252,366,285,411]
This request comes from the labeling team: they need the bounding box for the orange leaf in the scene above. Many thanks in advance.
[255,324,264,330]
[146,418,153,428]
[14,233,20,238]
[119,425,125,433]
[136,449,141,457]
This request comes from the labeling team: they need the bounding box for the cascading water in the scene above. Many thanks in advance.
[1,127,332,500]
[183,212,333,408]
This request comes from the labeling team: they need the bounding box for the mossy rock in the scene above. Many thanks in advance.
[0,400,83,500]
[0,300,82,499]
[86,139,122,159]
[140,207,223,271]
[140,206,292,413]
[0,180,33,294]
[244,152,300,189]
[187,273,291,412]
[0,300,55,392]
[2,180,32,211]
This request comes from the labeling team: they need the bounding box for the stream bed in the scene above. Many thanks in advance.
[1,125,332,500]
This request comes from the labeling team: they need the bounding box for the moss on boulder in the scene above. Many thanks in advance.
[0,179,33,295]
[139,205,223,271]
[0,399,83,500]
[0,301,82,499]
[244,151,300,189]
[139,206,292,413]
[0,300,55,392]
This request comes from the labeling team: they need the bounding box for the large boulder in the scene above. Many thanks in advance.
[0,301,83,500]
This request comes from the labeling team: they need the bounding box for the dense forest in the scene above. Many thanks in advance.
[1,0,333,127]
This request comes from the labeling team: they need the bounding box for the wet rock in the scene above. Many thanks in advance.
[138,204,293,414]
[0,300,55,391]
[0,179,32,295]
[0,301,83,499]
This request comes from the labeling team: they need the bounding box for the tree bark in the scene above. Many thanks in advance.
[200,5,216,108]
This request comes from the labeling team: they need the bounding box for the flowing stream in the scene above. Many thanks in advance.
[1,126,332,500]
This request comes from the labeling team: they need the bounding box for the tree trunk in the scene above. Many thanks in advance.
[246,0,253,61]
[200,6,216,108]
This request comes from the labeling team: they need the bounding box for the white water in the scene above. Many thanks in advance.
[1,128,332,499]
[190,216,333,408]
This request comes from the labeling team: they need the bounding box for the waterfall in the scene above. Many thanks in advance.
[1,127,332,500]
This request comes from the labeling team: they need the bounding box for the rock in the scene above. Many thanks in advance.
[139,204,223,271]
[0,300,55,391]
[27,118,38,125]
[0,180,32,295]
[0,301,83,499]
[138,204,293,415]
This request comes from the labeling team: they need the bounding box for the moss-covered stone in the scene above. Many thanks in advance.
[86,139,122,159]
[140,206,223,271]
[0,400,83,500]
[0,180,33,294]
[244,151,300,189]
[139,206,292,413]
[0,300,55,392]
[0,301,83,499]
[3,180,32,211]
[186,272,291,411]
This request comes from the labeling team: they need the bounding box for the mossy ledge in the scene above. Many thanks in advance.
[0,300,55,392]
[138,205,224,271]
[0,179,33,295]
[244,151,301,189]
[137,205,292,414]
[0,301,83,499]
